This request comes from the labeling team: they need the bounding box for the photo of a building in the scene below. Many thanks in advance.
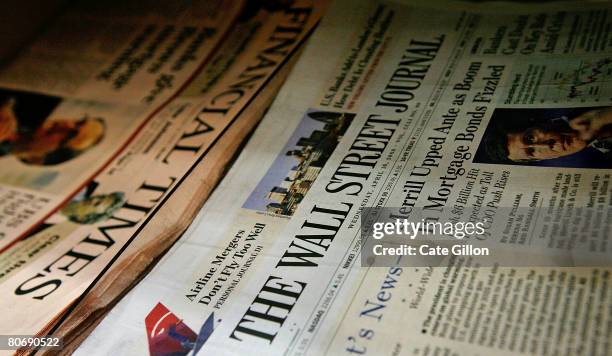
[244,110,354,216]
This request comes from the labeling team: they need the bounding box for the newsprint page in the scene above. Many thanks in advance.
[80,0,612,355]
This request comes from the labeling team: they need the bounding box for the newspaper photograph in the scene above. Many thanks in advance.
[76,0,611,355]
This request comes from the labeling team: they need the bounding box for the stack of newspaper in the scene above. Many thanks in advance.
[2,0,612,355]
[0,0,328,354]
[77,0,611,355]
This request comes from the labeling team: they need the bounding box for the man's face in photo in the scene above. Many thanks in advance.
[506,125,587,161]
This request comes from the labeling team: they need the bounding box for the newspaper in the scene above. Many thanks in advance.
[78,0,612,355]
[0,0,327,349]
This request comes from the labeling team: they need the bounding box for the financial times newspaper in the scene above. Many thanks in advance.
[0,0,326,348]
[80,0,611,355]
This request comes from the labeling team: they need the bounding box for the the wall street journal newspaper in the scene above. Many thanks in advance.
[79,0,612,355]
[0,0,327,350]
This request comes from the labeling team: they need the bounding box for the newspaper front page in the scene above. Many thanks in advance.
[0,0,327,348]
[78,0,612,355]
